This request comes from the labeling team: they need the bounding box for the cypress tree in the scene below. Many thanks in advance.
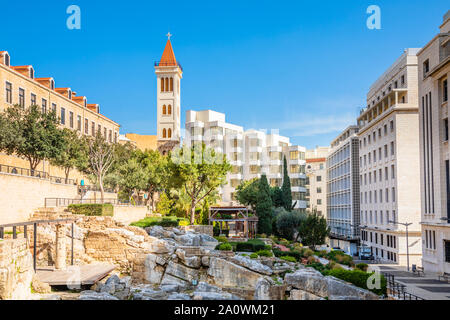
[281,156,293,211]
[256,174,273,235]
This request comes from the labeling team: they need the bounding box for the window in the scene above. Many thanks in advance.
[390,120,394,132]
[68,90,72,100]
[168,128,172,138]
[104,127,107,138]
[114,132,117,144]
[445,241,450,263]
[423,59,430,77]
[163,128,167,138]
[162,105,166,115]
[165,78,169,92]
[317,187,322,194]
[41,99,47,113]
[161,78,165,92]
[50,79,55,90]
[378,128,381,138]
[391,165,395,179]
[401,75,405,85]
[168,104,172,115]
[392,188,396,202]
[384,145,388,158]
[85,119,89,134]
[69,112,74,128]
[4,53,10,66]
[91,122,95,137]
[18,88,25,107]
[445,118,449,141]
[77,115,81,131]
[109,130,112,142]
[170,77,173,92]
[98,124,101,135]
[317,199,322,205]
[31,93,36,106]
[444,79,448,102]
[5,82,12,103]
[384,124,387,135]
[60,108,65,125]
[52,103,56,113]
[380,189,383,203]
[385,188,389,202]
[316,176,322,182]
[378,147,382,160]
[390,141,395,156]
[385,167,388,180]
[290,151,299,160]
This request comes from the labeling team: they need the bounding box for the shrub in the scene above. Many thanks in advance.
[256,249,273,257]
[67,204,113,216]
[356,263,369,272]
[307,256,318,264]
[303,248,314,258]
[326,250,354,266]
[236,239,266,252]
[324,269,387,296]
[273,248,303,261]
[214,236,228,243]
[130,216,180,228]
[280,256,297,263]
[216,242,232,251]
[250,253,258,259]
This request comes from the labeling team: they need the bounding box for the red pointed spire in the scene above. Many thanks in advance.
[159,33,177,66]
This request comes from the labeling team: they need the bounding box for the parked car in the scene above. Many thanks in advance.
[358,245,374,260]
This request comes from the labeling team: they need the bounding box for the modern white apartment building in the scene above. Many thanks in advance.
[417,11,450,274]
[306,147,329,216]
[357,48,422,266]
[185,109,307,210]
[326,126,360,255]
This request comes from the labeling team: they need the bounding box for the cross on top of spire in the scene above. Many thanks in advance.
[166,32,172,40]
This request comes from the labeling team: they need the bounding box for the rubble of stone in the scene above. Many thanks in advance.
[23,215,379,301]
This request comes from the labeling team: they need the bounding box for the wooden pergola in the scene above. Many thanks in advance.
[208,206,258,238]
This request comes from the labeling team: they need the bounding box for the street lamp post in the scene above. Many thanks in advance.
[389,220,412,271]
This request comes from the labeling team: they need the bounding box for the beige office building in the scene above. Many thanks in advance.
[306,147,329,215]
[417,11,450,274]
[357,48,422,266]
[0,50,120,181]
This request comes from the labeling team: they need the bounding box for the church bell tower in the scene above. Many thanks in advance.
[155,33,182,154]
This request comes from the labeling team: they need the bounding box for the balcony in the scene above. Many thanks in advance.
[154,60,183,72]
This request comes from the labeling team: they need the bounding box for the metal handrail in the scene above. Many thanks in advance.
[44,197,146,207]
[0,163,48,179]
[0,163,78,186]
[382,272,426,300]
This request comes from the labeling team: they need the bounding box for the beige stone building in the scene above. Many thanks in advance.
[357,48,422,266]
[306,147,329,215]
[0,50,120,181]
[417,11,450,274]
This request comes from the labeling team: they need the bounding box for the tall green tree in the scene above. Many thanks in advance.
[168,144,231,225]
[275,208,305,240]
[0,105,65,174]
[117,156,148,203]
[235,178,259,211]
[104,142,136,191]
[270,186,284,208]
[137,149,168,211]
[50,128,88,181]
[256,174,273,235]
[84,131,115,203]
[297,208,330,250]
[281,156,293,211]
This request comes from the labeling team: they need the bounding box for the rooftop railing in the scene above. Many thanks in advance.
[154,60,183,72]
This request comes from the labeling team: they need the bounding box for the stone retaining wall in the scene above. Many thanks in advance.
[0,238,34,300]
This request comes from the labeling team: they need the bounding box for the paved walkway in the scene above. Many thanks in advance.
[374,264,450,300]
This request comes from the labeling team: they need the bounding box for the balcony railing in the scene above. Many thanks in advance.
[154,60,183,72]
[0,163,49,179]
[45,198,145,207]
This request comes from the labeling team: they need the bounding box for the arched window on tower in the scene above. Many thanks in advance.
[165,78,169,92]
[162,104,166,115]
[168,128,172,139]
[170,78,173,92]
[161,78,165,92]
[162,128,167,138]
[168,104,172,115]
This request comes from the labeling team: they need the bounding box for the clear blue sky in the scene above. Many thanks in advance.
[1,1,448,149]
